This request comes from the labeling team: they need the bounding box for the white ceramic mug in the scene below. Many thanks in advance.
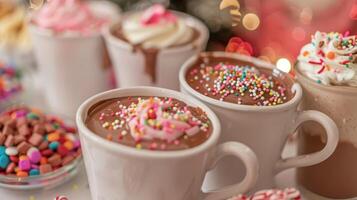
[76,87,259,200]
[29,1,120,118]
[296,68,357,199]
[179,52,339,192]
[103,11,209,90]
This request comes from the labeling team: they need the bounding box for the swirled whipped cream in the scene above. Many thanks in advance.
[121,4,195,49]
[0,1,30,49]
[32,0,109,35]
[297,31,357,86]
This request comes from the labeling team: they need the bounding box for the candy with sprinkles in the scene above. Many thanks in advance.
[0,107,81,177]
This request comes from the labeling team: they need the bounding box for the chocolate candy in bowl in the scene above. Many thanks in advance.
[0,106,82,190]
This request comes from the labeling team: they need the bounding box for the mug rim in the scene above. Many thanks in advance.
[76,87,221,159]
[102,10,210,54]
[179,51,303,112]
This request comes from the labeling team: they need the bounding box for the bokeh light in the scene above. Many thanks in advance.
[300,7,313,25]
[242,13,260,31]
[292,27,306,41]
[276,58,291,73]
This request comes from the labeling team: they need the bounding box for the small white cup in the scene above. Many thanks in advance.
[179,52,339,192]
[76,87,259,200]
[103,11,209,90]
[29,1,121,118]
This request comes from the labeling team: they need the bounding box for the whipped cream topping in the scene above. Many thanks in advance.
[128,97,205,142]
[297,31,357,86]
[228,188,302,200]
[122,4,194,49]
[32,0,108,35]
[0,2,30,49]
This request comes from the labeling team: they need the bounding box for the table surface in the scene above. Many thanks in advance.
[1,142,325,200]
[0,75,338,200]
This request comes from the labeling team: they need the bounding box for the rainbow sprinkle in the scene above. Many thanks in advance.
[97,97,211,150]
[188,63,289,106]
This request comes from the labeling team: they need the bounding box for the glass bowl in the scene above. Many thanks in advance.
[0,155,82,190]
[0,106,82,190]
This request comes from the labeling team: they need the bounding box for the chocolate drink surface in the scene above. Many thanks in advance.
[85,96,212,151]
[185,54,294,106]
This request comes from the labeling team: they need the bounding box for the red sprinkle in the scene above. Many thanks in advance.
[317,65,326,74]
[308,59,324,65]
[340,60,350,65]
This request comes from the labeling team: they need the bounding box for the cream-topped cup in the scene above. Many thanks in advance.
[295,31,357,199]
[179,51,339,192]
[104,5,209,90]
[29,0,121,118]
[76,87,259,200]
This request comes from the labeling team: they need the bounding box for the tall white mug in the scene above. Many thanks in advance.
[76,87,259,200]
[104,11,209,90]
[179,52,339,192]
[29,1,120,118]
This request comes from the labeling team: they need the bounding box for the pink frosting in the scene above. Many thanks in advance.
[140,4,177,26]
[32,0,107,35]
[128,98,201,143]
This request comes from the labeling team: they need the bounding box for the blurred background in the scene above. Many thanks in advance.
[108,0,357,64]
[4,0,357,67]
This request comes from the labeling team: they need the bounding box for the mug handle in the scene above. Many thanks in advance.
[202,142,259,200]
[275,110,339,173]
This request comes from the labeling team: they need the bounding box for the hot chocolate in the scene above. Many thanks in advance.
[85,96,212,151]
[180,52,338,192]
[111,4,200,82]
[296,31,357,198]
[185,53,294,106]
